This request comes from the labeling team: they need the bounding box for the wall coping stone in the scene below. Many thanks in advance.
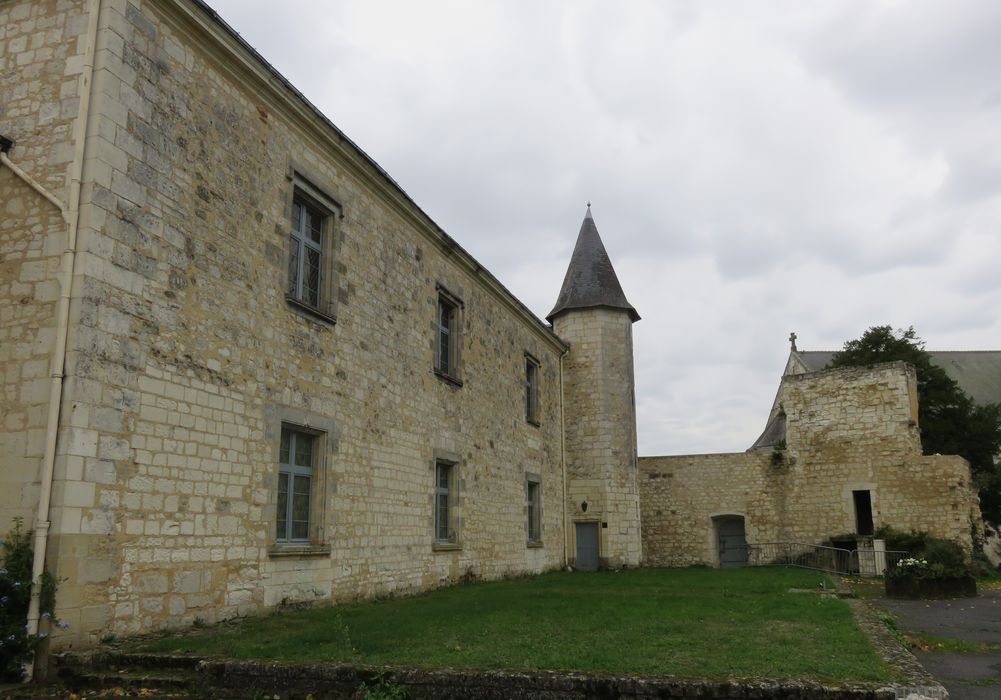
[52,650,933,699]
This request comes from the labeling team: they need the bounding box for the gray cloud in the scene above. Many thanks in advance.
[210,0,1001,453]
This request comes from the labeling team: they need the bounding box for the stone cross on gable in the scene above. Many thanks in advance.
[789,332,798,351]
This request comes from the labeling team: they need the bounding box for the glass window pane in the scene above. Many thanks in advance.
[294,434,313,469]
[279,429,290,464]
[437,494,449,540]
[307,208,322,244]
[438,330,450,374]
[277,472,289,541]
[292,201,302,233]
[287,235,300,297]
[292,475,310,540]
[305,249,321,307]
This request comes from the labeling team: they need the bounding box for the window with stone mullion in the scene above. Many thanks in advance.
[278,428,314,543]
[527,480,541,541]
[289,198,323,307]
[437,299,454,376]
[435,462,452,542]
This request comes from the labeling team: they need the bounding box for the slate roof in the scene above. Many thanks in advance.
[749,412,786,449]
[547,207,640,323]
[799,350,1001,407]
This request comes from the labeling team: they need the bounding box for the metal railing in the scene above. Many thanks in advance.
[739,542,909,577]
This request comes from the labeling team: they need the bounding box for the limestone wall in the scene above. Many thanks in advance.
[639,452,776,567]
[555,308,641,568]
[3,0,567,646]
[0,0,89,531]
[640,362,981,566]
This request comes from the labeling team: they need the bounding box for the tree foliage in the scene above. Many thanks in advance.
[829,325,1001,526]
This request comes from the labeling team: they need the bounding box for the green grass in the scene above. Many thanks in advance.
[140,568,892,682]
[903,633,1000,654]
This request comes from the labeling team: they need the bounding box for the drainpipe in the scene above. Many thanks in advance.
[24,0,102,678]
[0,140,67,219]
[559,345,570,568]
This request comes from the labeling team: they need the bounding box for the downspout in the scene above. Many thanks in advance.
[559,346,570,568]
[25,0,102,675]
[0,143,67,219]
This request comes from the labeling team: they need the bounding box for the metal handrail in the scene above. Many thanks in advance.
[736,541,909,577]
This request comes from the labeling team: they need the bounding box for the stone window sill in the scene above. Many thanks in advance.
[526,541,544,549]
[432,542,462,552]
[268,543,331,559]
[286,296,337,326]
[433,369,463,388]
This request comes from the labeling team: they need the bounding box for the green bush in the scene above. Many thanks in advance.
[875,525,929,554]
[356,672,409,699]
[879,525,971,580]
[0,518,61,682]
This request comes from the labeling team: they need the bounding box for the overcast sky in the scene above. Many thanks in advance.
[209,0,1001,456]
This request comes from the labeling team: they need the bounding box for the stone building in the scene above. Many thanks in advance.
[639,357,983,568]
[1,0,645,648]
[0,0,984,653]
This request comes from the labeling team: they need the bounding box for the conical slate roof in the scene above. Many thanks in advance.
[546,207,640,323]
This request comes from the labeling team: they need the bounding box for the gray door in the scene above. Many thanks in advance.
[716,516,748,569]
[575,522,599,571]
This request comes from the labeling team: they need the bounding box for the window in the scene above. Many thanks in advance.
[285,181,338,323]
[288,196,325,307]
[434,288,462,382]
[525,354,540,424]
[278,427,314,543]
[527,478,541,544]
[435,461,455,543]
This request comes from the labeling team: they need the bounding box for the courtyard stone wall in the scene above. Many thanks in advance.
[2,0,567,647]
[640,362,981,566]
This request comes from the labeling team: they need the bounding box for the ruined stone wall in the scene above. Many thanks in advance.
[2,0,567,646]
[0,0,89,530]
[639,452,777,566]
[640,362,980,566]
[555,308,641,568]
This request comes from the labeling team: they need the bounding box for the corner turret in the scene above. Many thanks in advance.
[552,207,642,569]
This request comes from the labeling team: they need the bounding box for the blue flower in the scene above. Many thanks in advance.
[37,632,48,639]
[41,612,51,620]
[1,596,8,603]
[55,620,70,629]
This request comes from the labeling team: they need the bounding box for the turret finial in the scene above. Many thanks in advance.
[789,332,798,352]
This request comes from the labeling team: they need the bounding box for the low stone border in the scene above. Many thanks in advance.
[53,651,904,699]
[843,595,948,700]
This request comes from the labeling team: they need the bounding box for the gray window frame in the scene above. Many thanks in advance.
[526,477,542,544]
[277,427,315,544]
[435,461,456,544]
[287,194,325,308]
[525,353,541,425]
[434,286,463,384]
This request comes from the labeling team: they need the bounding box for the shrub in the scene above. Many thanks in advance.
[0,518,61,682]
[356,672,409,699]
[875,525,930,554]
[879,525,972,582]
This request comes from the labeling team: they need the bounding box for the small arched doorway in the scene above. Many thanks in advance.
[713,515,748,569]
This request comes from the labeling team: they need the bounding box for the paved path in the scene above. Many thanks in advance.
[873,589,1001,700]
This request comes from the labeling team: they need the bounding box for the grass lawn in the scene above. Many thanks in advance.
[140,567,892,682]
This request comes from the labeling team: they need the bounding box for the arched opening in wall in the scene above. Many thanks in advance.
[713,515,748,569]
